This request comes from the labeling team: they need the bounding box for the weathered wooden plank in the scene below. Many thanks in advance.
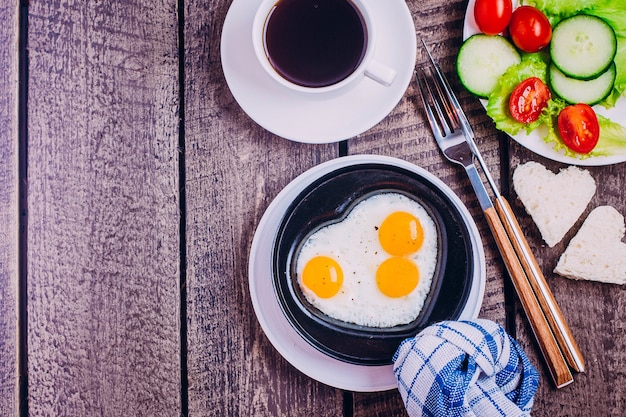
[26,1,181,415]
[348,0,507,414]
[183,0,345,415]
[0,3,20,417]
[509,143,626,415]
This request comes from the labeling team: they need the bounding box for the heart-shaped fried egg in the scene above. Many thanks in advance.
[295,192,438,328]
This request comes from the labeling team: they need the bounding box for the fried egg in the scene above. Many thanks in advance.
[295,192,439,328]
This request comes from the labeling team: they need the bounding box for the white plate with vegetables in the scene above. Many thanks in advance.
[461,0,626,166]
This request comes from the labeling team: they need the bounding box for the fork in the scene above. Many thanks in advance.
[417,49,588,371]
[415,44,584,389]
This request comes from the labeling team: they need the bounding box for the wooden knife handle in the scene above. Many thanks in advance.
[495,197,585,373]
[484,206,574,388]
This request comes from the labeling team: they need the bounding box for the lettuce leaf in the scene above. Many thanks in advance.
[522,0,607,21]
[593,115,626,156]
[486,53,565,142]
[595,7,626,106]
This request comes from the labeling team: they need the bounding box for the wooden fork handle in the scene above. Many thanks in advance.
[495,197,585,373]
[483,206,574,388]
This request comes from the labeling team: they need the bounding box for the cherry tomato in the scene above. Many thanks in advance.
[509,77,551,124]
[509,6,552,52]
[474,0,513,36]
[557,104,600,154]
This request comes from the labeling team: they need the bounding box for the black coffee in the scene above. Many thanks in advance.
[264,0,367,88]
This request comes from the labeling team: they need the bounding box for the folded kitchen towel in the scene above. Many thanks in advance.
[393,319,539,417]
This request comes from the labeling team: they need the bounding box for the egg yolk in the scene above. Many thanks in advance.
[378,211,424,256]
[301,256,344,298]
[376,257,419,298]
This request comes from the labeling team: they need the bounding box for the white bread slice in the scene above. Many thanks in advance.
[513,161,596,247]
[554,206,626,284]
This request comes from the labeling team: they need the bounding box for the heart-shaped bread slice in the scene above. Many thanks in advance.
[555,206,626,284]
[513,161,596,247]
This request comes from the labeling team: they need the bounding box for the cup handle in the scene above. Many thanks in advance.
[364,60,397,87]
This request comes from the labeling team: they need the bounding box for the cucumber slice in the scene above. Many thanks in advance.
[456,34,521,98]
[549,62,616,105]
[550,14,617,80]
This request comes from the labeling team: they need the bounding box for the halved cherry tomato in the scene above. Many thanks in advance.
[557,104,600,154]
[509,6,552,52]
[509,77,551,124]
[474,0,512,36]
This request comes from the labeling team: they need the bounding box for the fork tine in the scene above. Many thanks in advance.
[416,67,453,138]
[421,40,467,135]
[420,63,461,134]
[425,66,456,136]
[415,68,443,138]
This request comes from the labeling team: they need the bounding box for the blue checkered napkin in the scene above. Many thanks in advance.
[393,319,539,417]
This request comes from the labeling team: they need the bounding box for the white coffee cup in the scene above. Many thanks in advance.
[252,0,397,94]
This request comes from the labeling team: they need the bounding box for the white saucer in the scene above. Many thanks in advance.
[221,0,417,144]
[248,155,486,392]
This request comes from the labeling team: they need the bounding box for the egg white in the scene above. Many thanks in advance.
[295,192,439,328]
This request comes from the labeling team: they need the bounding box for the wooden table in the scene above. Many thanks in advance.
[1,0,625,415]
